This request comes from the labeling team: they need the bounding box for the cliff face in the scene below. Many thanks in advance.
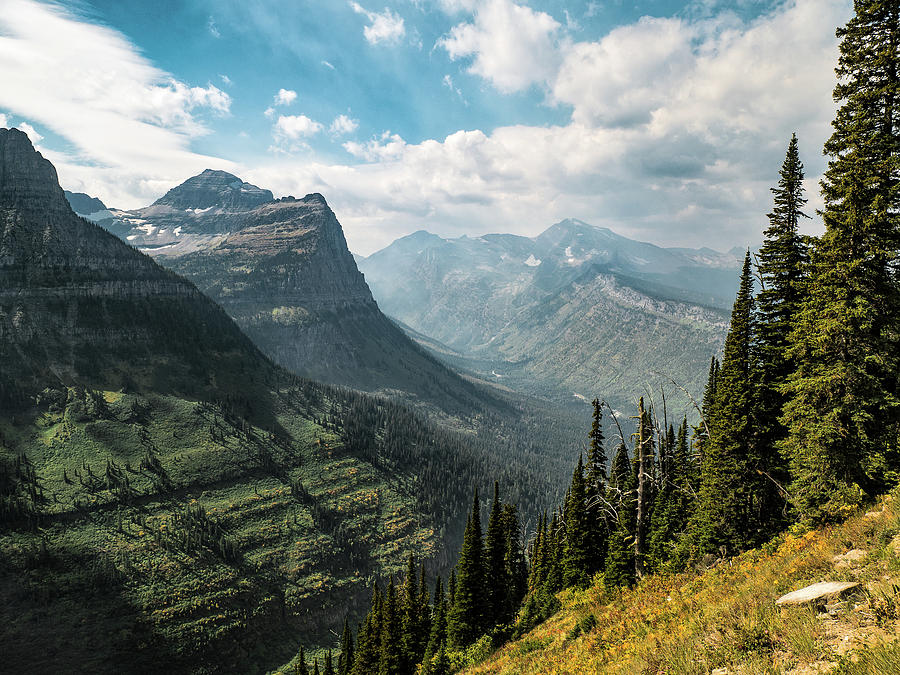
[165,194,485,409]
[0,129,263,402]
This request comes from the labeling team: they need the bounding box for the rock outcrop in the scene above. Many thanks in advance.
[0,128,264,403]
[165,193,488,411]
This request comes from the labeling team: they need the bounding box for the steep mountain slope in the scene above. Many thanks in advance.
[0,130,263,406]
[0,129,559,673]
[357,222,736,411]
[463,492,900,674]
[161,193,491,414]
[82,173,504,418]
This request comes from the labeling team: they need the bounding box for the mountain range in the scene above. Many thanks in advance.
[1,130,561,673]
[66,170,499,420]
[356,220,738,414]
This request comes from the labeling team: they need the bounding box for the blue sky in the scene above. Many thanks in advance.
[0,0,852,254]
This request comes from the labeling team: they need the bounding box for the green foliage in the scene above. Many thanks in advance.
[447,490,486,647]
[781,2,900,523]
[690,253,758,554]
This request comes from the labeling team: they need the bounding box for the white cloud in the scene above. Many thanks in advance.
[350,2,406,45]
[248,0,851,256]
[274,88,297,106]
[264,107,276,118]
[343,131,407,161]
[439,0,562,93]
[17,121,42,144]
[219,74,232,86]
[208,16,220,38]
[0,0,234,207]
[322,60,336,70]
[272,114,324,151]
[0,113,8,128]
[329,114,359,136]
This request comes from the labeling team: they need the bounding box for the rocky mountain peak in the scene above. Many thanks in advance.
[0,128,70,213]
[64,190,107,215]
[152,168,274,211]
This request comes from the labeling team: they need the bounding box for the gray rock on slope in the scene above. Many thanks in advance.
[775,582,860,606]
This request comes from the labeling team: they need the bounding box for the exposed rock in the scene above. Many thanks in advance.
[0,128,265,401]
[64,190,106,215]
[152,169,273,211]
[163,193,491,412]
[833,549,868,569]
[776,582,860,607]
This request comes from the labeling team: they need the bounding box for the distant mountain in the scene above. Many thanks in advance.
[357,220,738,412]
[163,192,494,414]
[0,129,562,673]
[0,129,264,403]
[63,190,106,216]
[94,171,506,419]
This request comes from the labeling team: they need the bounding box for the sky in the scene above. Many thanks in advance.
[0,0,853,255]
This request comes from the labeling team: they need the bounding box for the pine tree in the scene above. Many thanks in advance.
[296,645,310,675]
[501,502,527,618]
[338,617,354,675]
[352,585,382,675]
[324,651,335,675]
[527,513,546,593]
[423,576,447,667]
[401,553,422,672]
[691,253,756,554]
[447,489,486,647]
[585,399,609,575]
[563,455,591,588]
[483,481,507,628]
[693,356,719,466]
[754,133,810,534]
[379,578,403,675]
[604,439,636,588]
[782,1,900,522]
[313,660,320,675]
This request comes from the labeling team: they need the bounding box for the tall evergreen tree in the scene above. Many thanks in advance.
[401,554,423,672]
[604,442,635,589]
[501,502,527,618]
[563,455,591,588]
[754,133,810,533]
[352,585,382,675]
[585,399,609,575]
[483,481,508,628]
[324,651,335,675]
[423,576,447,668]
[296,645,309,675]
[691,253,756,554]
[447,489,486,647]
[379,578,403,675]
[782,1,900,522]
[338,618,354,675]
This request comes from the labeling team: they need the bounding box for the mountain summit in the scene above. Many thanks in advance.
[0,129,263,403]
[151,168,273,211]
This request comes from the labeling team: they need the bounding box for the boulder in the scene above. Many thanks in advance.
[776,582,860,607]
[832,549,868,569]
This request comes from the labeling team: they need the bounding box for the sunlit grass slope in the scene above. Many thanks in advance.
[0,385,434,674]
[466,493,900,675]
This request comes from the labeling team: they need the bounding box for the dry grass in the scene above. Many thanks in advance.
[464,492,900,675]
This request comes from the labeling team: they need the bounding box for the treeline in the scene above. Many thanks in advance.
[295,483,527,675]
[521,0,900,598]
[294,3,900,669]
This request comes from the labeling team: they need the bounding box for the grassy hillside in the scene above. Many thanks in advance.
[0,377,568,674]
[0,383,435,673]
[463,492,900,674]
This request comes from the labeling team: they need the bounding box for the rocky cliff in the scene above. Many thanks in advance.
[164,192,490,412]
[0,129,264,403]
